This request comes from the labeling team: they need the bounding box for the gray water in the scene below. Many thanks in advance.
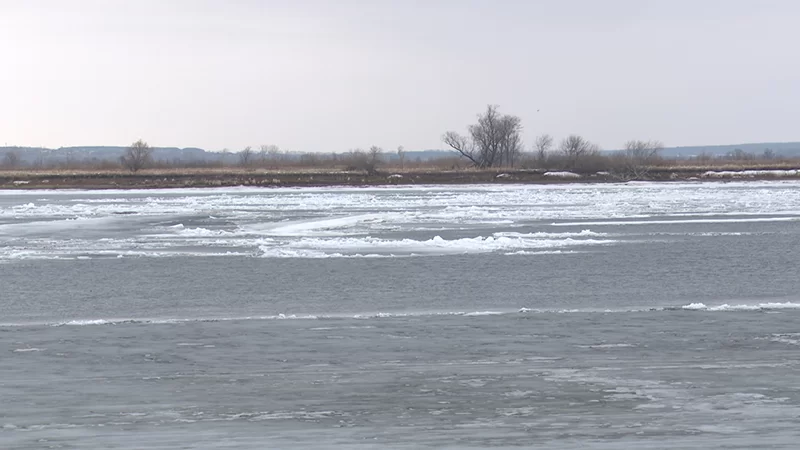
[2,182,800,449]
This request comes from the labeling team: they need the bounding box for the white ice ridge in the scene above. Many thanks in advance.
[493,230,605,238]
[243,213,390,236]
[551,216,800,227]
[6,303,800,328]
[682,302,800,311]
[702,169,800,178]
[51,314,322,326]
[0,310,559,327]
[6,182,800,223]
[168,225,236,237]
[257,233,615,257]
[5,181,800,262]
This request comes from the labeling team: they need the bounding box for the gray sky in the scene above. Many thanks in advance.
[2,0,799,152]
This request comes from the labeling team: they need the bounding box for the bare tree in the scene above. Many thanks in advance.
[367,145,383,174]
[498,117,523,167]
[345,146,384,174]
[442,105,523,168]
[534,134,553,164]
[443,131,478,166]
[259,144,281,159]
[559,135,598,170]
[238,146,254,167]
[725,148,754,161]
[397,145,406,169]
[1,150,21,169]
[120,139,153,172]
[617,140,663,180]
[258,144,283,167]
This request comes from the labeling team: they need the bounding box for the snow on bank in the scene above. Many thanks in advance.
[702,169,800,178]
[543,171,581,178]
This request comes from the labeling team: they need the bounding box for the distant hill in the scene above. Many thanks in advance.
[654,142,800,159]
[388,150,454,161]
[2,143,799,166]
[0,146,458,166]
[0,146,236,166]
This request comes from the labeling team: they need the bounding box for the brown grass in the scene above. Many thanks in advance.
[2,155,800,190]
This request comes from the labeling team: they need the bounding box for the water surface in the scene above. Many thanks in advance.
[2,182,799,448]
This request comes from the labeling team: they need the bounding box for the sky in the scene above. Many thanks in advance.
[2,0,800,152]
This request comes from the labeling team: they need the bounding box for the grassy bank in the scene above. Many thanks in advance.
[2,165,800,190]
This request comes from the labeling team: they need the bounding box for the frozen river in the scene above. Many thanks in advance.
[2,182,800,448]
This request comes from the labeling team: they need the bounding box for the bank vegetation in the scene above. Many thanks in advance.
[2,105,799,188]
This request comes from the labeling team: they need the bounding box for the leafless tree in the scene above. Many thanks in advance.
[258,144,284,168]
[442,105,523,168]
[259,144,281,160]
[1,150,21,169]
[725,148,755,161]
[120,139,153,172]
[367,145,383,174]
[299,153,322,167]
[624,140,662,161]
[498,118,523,167]
[345,146,384,174]
[238,146,254,167]
[345,149,364,170]
[443,131,477,166]
[346,149,368,173]
[534,134,553,164]
[559,135,598,170]
[397,145,406,169]
[617,140,663,179]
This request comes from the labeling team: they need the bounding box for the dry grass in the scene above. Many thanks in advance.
[2,155,800,190]
[2,151,799,178]
[656,160,800,171]
[0,165,527,179]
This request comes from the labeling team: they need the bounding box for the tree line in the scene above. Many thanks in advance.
[114,141,399,174]
[443,105,664,179]
[2,105,796,177]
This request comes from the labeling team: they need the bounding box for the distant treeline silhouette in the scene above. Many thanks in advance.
[3,105,800,179]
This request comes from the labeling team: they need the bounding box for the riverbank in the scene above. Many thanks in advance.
[2,166,800,189]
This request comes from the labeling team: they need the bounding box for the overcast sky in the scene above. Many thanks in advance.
[2,0,799,152]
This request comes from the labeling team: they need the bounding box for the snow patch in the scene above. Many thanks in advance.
[702,169,800,178]
[543,171,581,178]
